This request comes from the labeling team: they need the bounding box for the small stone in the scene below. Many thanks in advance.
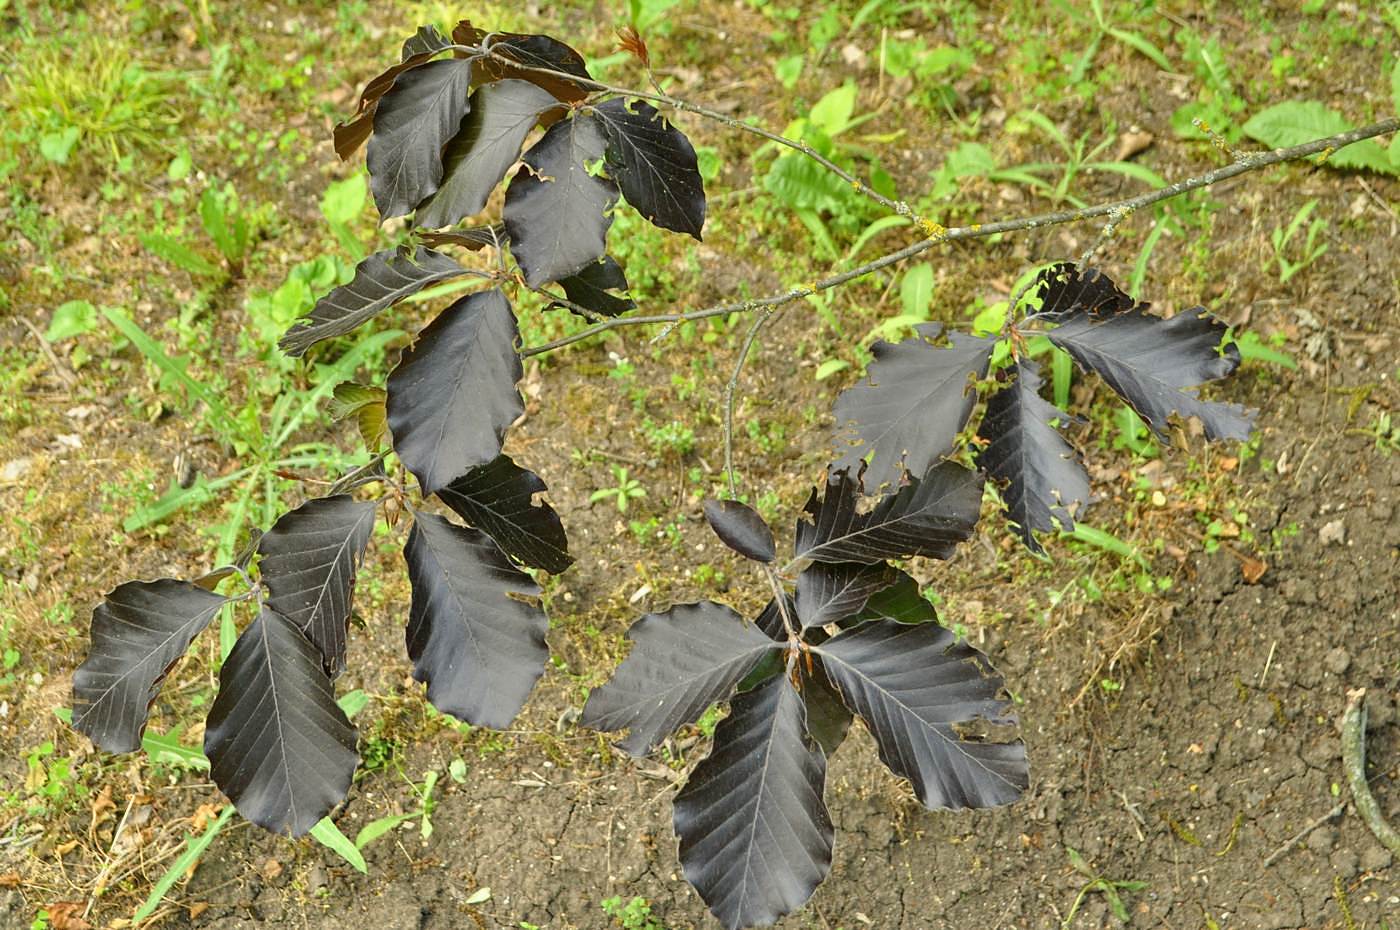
[1329,847,1359,879]
[1306,826,1335,854]
[0,458,32,484]
[1318,519,1346,546]
[1323,647,1351,676]
[1360,845,1393,872]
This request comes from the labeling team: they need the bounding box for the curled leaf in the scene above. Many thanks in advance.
[702,499,776,563]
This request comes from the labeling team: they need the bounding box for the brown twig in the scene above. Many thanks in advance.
[518,118,1400,358]
[1262,799,1346,867]
[454,43,926,226]
[18,316,78,388]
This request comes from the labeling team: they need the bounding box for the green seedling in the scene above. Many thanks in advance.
[590,465,647,514]
[1061,847,1149,927]
[1269,199,1329,284]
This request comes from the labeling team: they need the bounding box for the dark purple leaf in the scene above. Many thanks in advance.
[415,79,560,229]
[386,288,523,495]
[581,602,778,756]
[752,595,796,642]
[279,247,466,357]
[794,463,983,565]
[367,58,475,219]
[593,98,706,239]
[976,359,1090,555]
[1032,262,1135,322]
[333,43,448,161]
[1047,304,1256,442]
[702,499,776,563]
[794,561,897,630]
[551,256,635,318]
[478,33,593,103]
[204,608,359,836]
[401,24,451,60]
[504,113,619,287]
[403,512,548,728]
[436,454,572,573]
[816,620,1027,810]
[72,580,225,753]
[256,495,378,678]
[419,224,507,251]
[830,325,996,493]
[673,673,833,930]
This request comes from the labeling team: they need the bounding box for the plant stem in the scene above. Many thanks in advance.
[456,43,924,224]
[520,117,1400,359]
[723,310,774,499]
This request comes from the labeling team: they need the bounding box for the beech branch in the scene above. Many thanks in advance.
[458,43,925,225]
[520,117,1400,359]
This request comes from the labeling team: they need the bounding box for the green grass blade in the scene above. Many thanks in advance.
[133,805,235,924]
[1051,347,1074,410]
[355,812,417,849]
[1065,522,1149,568]
[102,307,239,439]
[1107,27,1172,71]
[310,818,367,874]
[142,731,209,771]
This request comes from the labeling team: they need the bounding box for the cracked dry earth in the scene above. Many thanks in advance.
[164,391,1399,930]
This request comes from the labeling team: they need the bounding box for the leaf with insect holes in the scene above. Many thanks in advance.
[794,560,897,630]
[416,80,560,229]
[1032,262,1135,322]
[400,24,452,59]
[702,499,777,563]
[475,32,593,103]
[366,58,475,219]
[256,496,378,678]
[815,619,1028,810]
[403,512,548,728]
[386,288,523,495]
[830,325,995,493]
[593,98,706,239]
[504,112,619,287]
[329,383,388,451]
[581,602,778,756]
[436,454,572,573]
[794,463,983,565]
[673,673,833,930]
[1047,303,1256,442]
[551,256,635,318]
[204,608,359,836]
[976,359,1090,555]
[279,247,466,357]
[72,580,226,753]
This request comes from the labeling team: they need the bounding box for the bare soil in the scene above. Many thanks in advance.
[1,3,1397,930]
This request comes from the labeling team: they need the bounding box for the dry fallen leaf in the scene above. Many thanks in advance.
[1240,557,1267,585]
[45,902,93,930]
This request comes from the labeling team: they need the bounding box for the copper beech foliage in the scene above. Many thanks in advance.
[72,18,1258,930]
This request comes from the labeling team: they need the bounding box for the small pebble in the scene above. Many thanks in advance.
[1318,519,1346,546]
[1322,647,1350,676]
[1359,845,1393,872]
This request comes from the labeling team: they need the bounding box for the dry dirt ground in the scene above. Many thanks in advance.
[1,2,1398,929]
